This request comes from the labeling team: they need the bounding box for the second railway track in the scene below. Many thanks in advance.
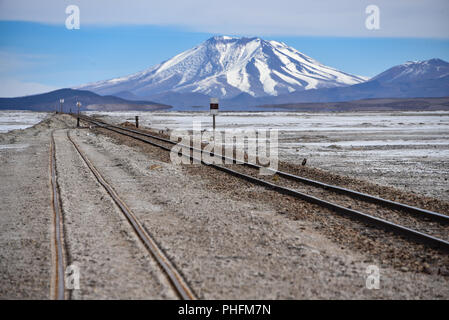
[66,129,196,300]
[77,115,449,252]
[49,130,67,300]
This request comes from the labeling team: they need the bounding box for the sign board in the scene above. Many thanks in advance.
[210,98,219,115]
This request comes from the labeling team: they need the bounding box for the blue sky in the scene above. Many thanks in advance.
[1,0,448,97]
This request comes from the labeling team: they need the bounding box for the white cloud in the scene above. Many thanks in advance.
[0,79,58,97]
[0,0,448,38]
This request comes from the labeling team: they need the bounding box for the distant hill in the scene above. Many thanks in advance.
[0,88,171,112]
[257,97,449,112]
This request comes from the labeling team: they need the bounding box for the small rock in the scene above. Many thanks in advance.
[423,265,433,274]
[438,267,449,276]
[149,164,162,170]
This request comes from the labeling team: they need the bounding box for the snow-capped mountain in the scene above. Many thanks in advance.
[243,58,449,106]
[371,58,449,84]
[76,36,367,100]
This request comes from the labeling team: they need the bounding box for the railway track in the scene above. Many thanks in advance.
[49,130,67,300]
[66,129,196,300]
[77,115,449,252]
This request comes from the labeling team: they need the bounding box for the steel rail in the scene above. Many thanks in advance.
[211,165,449,252]
[66,130,196,300]
[77,115,449,252]
[79,115,449,224]
[49,130,66,300]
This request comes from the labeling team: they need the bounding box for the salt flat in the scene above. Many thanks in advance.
[0,111,49,133]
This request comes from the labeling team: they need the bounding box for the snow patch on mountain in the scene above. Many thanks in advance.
[76,36,367,99]
[372,58,449,83]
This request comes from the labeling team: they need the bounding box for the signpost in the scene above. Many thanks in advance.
[59,99,64,113]
[76,101,81,127]
[210,98,219,131]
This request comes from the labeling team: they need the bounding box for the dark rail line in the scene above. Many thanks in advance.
[67,130,196,300]
[49,130,66,300]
